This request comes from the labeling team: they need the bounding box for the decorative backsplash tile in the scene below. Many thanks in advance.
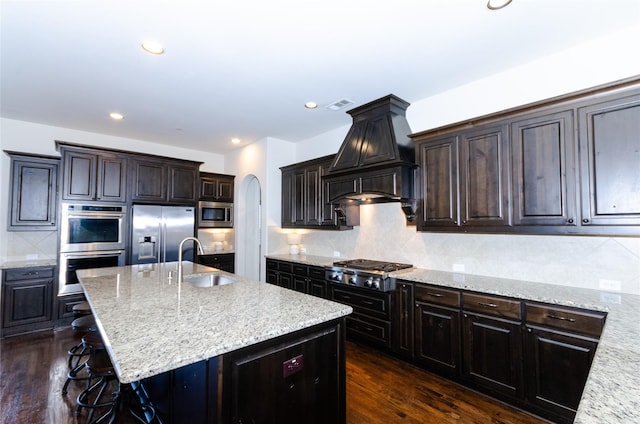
[270,203,640,295]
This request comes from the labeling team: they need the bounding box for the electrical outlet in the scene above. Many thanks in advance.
[599,279,622,292]
[283,354,304,378]
[333,251,341,258]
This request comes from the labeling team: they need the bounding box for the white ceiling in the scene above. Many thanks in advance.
[1,0,639,154]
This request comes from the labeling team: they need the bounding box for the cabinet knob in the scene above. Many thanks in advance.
[568,218,574,224]
[453,220,458,224]
[582,218,590,224]
[462,220,467,225]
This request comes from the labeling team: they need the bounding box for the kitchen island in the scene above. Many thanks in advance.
[77,261,352,423]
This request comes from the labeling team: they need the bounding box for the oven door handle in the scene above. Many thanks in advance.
[65,212,125,219]
[62,250,125,258]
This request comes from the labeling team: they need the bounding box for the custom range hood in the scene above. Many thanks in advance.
[324,94,417,222]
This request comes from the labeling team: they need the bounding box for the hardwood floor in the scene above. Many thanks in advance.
[0,327,549,423]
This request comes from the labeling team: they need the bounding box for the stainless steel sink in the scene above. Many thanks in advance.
[183,273,237,287]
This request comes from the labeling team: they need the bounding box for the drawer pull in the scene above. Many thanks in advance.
[341,295,351,300]
[426,292,444,298]
[478,302,498,308]
[362,300,374,305]
[547,314,576,323]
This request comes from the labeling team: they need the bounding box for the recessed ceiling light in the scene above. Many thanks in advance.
[141,41,165,55]
[304,101,318,109]
[231,138,241,144]
[109,112,124,120]
[487,0,512,10]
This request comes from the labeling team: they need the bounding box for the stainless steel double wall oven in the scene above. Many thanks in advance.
[58,203,126,294]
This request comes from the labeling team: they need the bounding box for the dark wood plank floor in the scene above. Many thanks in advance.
[1,327,549,423]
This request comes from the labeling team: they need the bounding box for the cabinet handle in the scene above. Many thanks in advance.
[362,300,374,306]
[582,218,590,224]
[462,220,467,225]
[568,218,574,224]
[426,292,444,298]
[547,314,576,323]
[341,295,351,300]
[453,220,458,224]
[415,303,420,308]
[478,302,498,309]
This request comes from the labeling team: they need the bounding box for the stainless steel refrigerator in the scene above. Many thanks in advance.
[131,205,196,265]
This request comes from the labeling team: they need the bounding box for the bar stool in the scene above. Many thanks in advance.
[62,330,105,394]
[72,301,92,317]
[77,350,157,424]
[61,315,98,394]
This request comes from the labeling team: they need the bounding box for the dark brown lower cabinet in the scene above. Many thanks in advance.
[462,312,524,402]
[415,302,460,379]
[524,325,599,424]
[196,253,235,273]
[221,318,345,424]
[1,266,55,337]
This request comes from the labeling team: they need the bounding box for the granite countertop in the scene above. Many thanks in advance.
[77,261,352,384]
[0,257,57,270]
[267,254,640,424]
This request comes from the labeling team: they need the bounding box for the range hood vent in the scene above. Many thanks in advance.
[324,94,416,221]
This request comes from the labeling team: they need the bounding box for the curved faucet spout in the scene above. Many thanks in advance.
[177,237,204,283]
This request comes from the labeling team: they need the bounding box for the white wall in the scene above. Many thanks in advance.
[225,137,296,281]
[0,117,224,259]
[267,26,640,295]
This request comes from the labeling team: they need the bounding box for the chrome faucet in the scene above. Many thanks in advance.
[177,236,204,283]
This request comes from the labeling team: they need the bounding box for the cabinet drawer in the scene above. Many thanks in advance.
[415,284,460,307]
[331,287,390,319]
[266,259,278,271]
[462,292,521,320]
[5,267,54,282]
[308,266,325,280]
[278,262,293,273]
[292,264,307,276]
[525,303,606,338]
[346,313,391,348]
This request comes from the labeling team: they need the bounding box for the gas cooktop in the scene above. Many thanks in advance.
[332,259,413,273]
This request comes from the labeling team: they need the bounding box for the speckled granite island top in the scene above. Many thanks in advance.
[267,254,640,424]
[77,261,352,385]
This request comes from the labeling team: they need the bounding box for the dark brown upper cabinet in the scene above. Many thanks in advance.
[511,110,576,227]
[130,157,199,204]
[578,91,640,228]
[415,124,509,231]
[281,155,355,230]
[60,147,127,202]
[459,124,510,227]
[417,134,459,228]
[199,172,234,202]
[6,152,59,230]
[413,77,640,236]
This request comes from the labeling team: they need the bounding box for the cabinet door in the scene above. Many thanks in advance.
[292,170,306,226]
[221,322,343,424]
[96,154,127,202]
[216,175,235,202]
[168,164,197,203]
[308,279,328,298]
[459,125,510,227]
[62,150,96,200]
[131,158,167,202]
[511,110,576,226]
[320,162,337,227]
[281,171,295,227]
[9,157,58,230]
[305,166,321,226]
[525,326,598,423]
[578,93,640,226]
[291,275,308,293]
[415,302,460,378]
[417,135,459,229]
[462,312,524,400]
[393,281,414,359]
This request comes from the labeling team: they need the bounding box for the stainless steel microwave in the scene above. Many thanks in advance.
[198,201,233,228]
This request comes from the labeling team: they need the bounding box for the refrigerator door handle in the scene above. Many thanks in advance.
[163,221,168,263]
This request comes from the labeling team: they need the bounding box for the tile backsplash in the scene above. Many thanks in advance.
[269,203,640,295]
[0,230,58,261]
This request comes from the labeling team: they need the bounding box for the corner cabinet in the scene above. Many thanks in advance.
[199,172,234,202]
[281,155,355,230]
[6,152,59,230]
[2,266,55,337]
[412,78,640,236]
[578,91,640,228]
